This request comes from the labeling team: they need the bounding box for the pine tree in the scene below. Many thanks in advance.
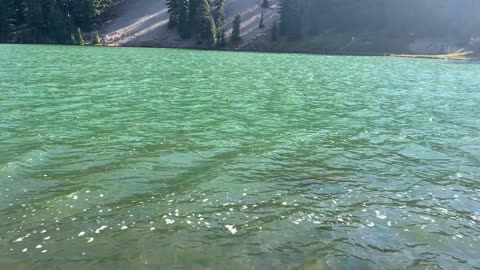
[231,13,241,42]
[92,31,101,44]
[198,0,216,46]
[0,0,16,42]
[213,0,226,28]
[261,0,269,9]
[216,29,226,47]
[166,0,180,28]
[0,0,116,44]
[177,0,190,38]
[188,0,200,29]
[70,33,77,45]
[3,0,480,47]
[279,0,302,40]
[259,11,265,28]
[213,0,226,47]
[14,0,27,25]
[76,27,84,45]
[49,4,68,43]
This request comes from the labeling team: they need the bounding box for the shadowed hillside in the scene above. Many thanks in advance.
[101,0,280,47]
[2,0,478,56]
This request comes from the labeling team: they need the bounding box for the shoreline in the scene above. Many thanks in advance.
[2,42,479,61]
[76,43,480,61]
[71,43,480,61]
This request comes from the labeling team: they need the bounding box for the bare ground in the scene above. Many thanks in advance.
[100,0,280,47]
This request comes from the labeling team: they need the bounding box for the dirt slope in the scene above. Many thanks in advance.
[100,0,280,47]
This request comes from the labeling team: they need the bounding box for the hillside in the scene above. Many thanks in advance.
[97,0,480,57]
[272,0,480,56]
[1,0,479,57]
[100,0,280,48]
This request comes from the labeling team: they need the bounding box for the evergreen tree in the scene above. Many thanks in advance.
[231,13,241,42]
[2,0,480,46]
[14,0,27,25]
[261,0,269,9]
[188,0,200,29]
[213,0,226,28]
[166,0,225,46]
[216,29,226,47]
[49,4,69,43]
[279,0,302,40]
[0,0,16,42]
[177,0,190,38]
[92,31,101,44]
[70,0,100,32]
[213,0,225,47]
[0,0,117,44]
[76,27,84,45]
[198,0,216,46]
[70,33,77,45]
[166,0,180,28]
[259,12,265,28]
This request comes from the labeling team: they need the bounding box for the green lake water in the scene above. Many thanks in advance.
[0,44,480,270]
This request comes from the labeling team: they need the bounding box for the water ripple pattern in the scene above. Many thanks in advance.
[0,44,480,270]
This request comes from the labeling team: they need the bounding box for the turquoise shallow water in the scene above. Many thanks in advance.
[0,44,480,269]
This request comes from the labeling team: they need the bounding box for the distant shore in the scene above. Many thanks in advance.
[105,43,480,61]
[3,42,479,61]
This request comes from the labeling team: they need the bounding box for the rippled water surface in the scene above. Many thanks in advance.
[1,45,480,270]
